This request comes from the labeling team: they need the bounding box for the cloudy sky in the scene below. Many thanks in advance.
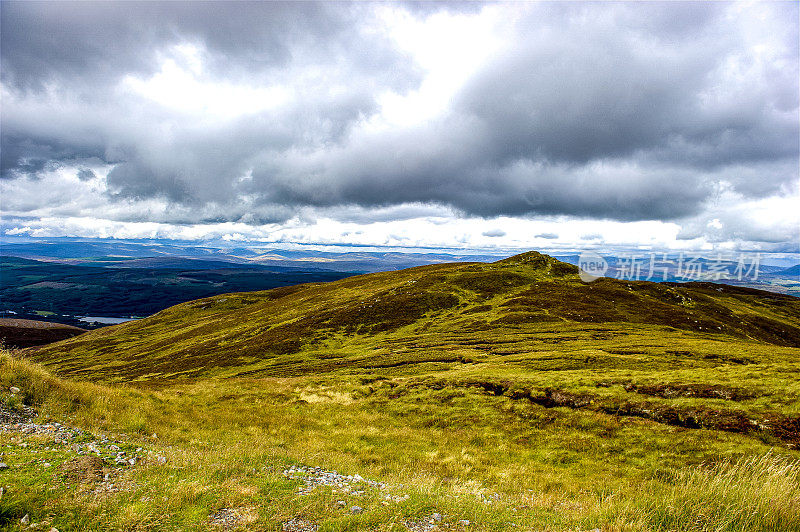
[1,1,798,253]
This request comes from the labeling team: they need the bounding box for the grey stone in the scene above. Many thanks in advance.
[20,514,30,525]
[350,506,363,514]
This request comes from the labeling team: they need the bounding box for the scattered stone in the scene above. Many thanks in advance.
[404,516,441,532]
[458,520,470,526]
[0,462,8,470]
[282,464,385,495]
[209,506,258,528]
[282,517,319,532]
[9,387,20,394]
[20,514,30,525]
[432,513,442,522]
[350,505,363,514]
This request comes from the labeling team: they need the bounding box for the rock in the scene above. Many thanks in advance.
[350,505,363,514]
[156,455,167,464]
[458,520,470,526]
[432,513,442,522]
[9,387,20,394]
[335,500,346,508]
[50,528,59,532]
[20,514,30,525]
[0,462,8,470]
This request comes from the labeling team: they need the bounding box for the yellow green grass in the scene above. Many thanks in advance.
[2,252,799,530]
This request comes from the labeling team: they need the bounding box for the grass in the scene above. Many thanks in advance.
[637,453,800,530]
[2,252,800,530]
[2,350,800,531]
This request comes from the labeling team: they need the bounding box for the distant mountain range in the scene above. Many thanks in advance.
[3,238,797,296]
[0,238,504,272]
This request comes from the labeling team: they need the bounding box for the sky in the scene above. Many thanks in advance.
[1,1,798,255]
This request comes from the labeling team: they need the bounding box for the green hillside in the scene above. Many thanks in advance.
[30,251,800,382]
[5,252,800,531]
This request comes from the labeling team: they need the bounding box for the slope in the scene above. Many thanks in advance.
[7,251,800,531]
[29,251,800,383]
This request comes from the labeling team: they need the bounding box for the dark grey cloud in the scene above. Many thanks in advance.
[1,1,417,91]
[1,1,797,229]
[456,5,798,169]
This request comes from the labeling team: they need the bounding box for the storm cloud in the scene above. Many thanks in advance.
[1,1,797,248]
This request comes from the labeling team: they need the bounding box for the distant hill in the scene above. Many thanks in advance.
[0,318,86,348]
[30,251,800,383]
[0,238,503,272]
[776,264,800,278]
[0,256,357,328]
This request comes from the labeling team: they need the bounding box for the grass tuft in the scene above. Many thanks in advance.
[640,452,800,531]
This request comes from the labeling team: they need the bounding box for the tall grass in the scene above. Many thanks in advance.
[0,349,86,413]
[0,350,154,435]
[641,452,800,531]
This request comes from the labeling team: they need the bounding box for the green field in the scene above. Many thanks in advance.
[2,252,799,531]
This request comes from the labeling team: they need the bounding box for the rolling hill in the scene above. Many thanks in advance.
[30,251,800,383]
[7,251,800,531]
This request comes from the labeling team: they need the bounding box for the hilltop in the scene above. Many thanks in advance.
[30,251,800,382]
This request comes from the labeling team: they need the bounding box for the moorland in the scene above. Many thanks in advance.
[1,251,799,531]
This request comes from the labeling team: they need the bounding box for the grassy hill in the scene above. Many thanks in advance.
[5,252,800,531]
[31,251,800,382]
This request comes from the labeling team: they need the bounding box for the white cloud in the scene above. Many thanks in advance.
[1,1,797,254]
